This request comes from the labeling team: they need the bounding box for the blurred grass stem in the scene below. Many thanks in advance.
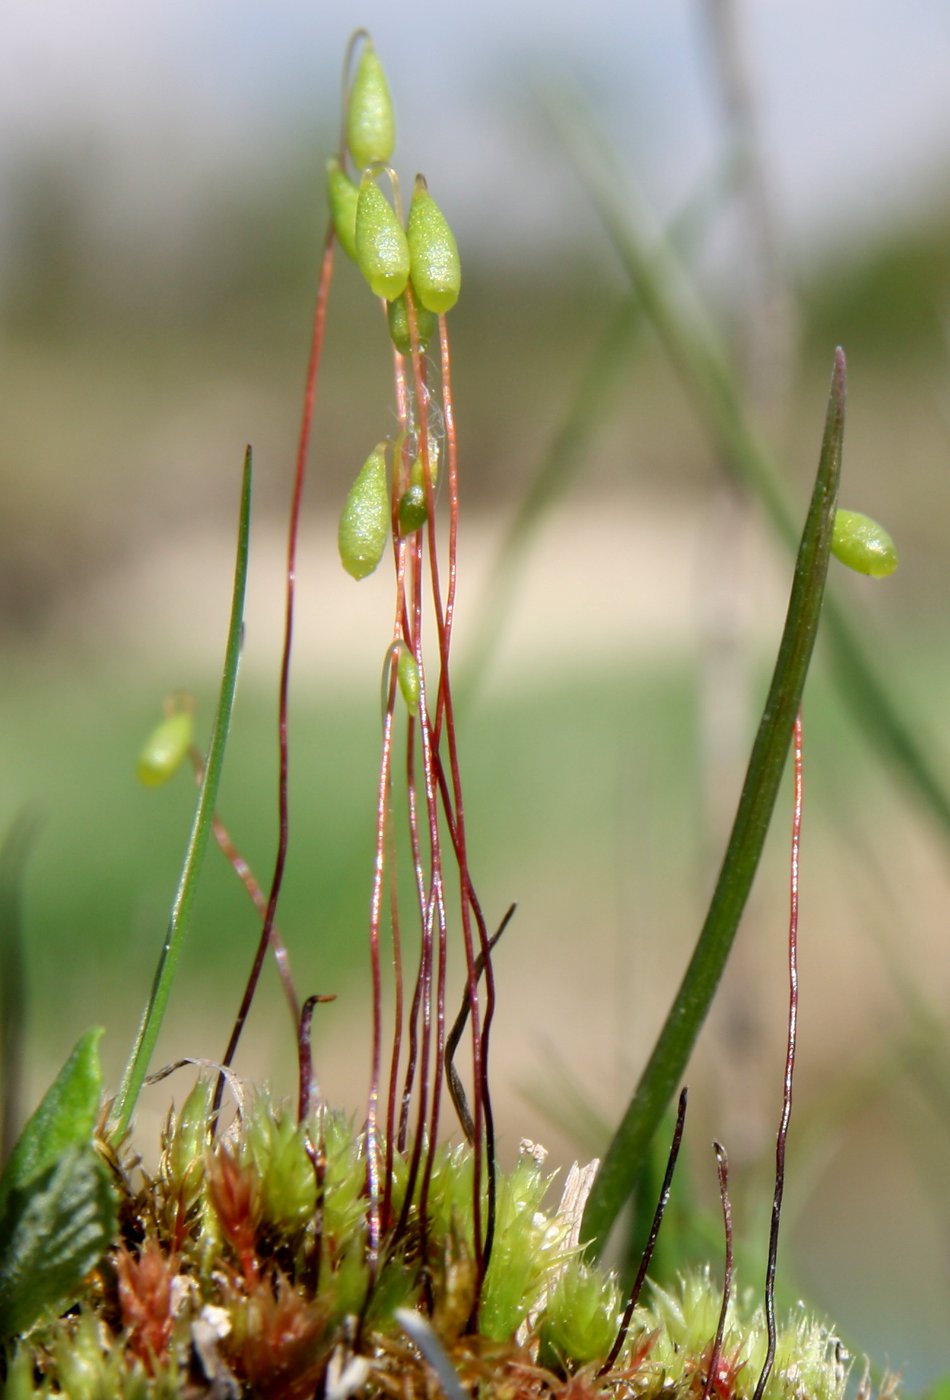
[543,81,950,844]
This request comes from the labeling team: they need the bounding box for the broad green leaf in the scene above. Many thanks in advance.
[0,1142,117,1338]
[0,1028,117,1338]
[0,1028,103,1218]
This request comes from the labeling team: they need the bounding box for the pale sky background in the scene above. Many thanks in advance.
[1,1,948,266]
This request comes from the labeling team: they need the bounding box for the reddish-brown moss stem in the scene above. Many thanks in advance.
[214,228,336,1125]
[753,707,803,1400]
[366,661,400,1270]
[187,747,300,1030]
[382,726,405,1227]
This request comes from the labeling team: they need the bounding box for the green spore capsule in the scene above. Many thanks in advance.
[326,157,360,261]
[355,176,410,300]
[831,508,898,578]
[137,710,194,787]
[386,291,437,355]
[397,435,440,533]
[397,648,420,716]
[398,482,427,534]
[346,38,395,171]
[339,443,389,579]
[406,176,461,314]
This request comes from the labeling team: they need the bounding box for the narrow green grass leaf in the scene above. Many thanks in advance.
[108,448,253,1141]
[545,83,950,844]
[581,352,845,1256]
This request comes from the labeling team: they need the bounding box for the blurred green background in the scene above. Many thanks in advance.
[2,1,950,1389]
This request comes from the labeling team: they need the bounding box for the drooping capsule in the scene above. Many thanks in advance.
[397,647,420,716]
[355,176,410,300]
[398,482,427,534]
[346,38,395,172]
[397,433,441,534]
[137,710,194,787]
[338,443,390,579]
[386,291,437,355]
[831,509,898,578]
[406,176,461,314]
[326,157,360,262]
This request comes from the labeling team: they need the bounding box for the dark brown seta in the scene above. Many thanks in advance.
[297,993,336,1123]
[701,1141,734,1400]
[445,903,517,1143]
[600,1085,689,1375]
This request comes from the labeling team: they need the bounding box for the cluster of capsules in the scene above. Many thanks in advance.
[326,36,462,590]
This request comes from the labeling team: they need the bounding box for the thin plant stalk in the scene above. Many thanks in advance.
[396,716,428,1155]
[381,656,406,1224]
[388,321,451,1256]
[600,1085,689,1375]
[186,747,300,1029]
[701,1142,735,1400]
[109,449,253,1143]
[753,707,803,1400]
[381,286,498,1285]
[433,313,499,1275]
[545,82,950,845]
[214,228,336,1117]
[582,351,844,1254]
[365,648,401,1268]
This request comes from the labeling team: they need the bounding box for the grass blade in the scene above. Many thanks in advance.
[581,352,845,1255]
[545,84,950,843]
[108,449,253,1141]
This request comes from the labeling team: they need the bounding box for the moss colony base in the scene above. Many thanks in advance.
[3,1069,857,1400]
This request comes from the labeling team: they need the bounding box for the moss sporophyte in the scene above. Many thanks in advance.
[0,30,906,1400]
